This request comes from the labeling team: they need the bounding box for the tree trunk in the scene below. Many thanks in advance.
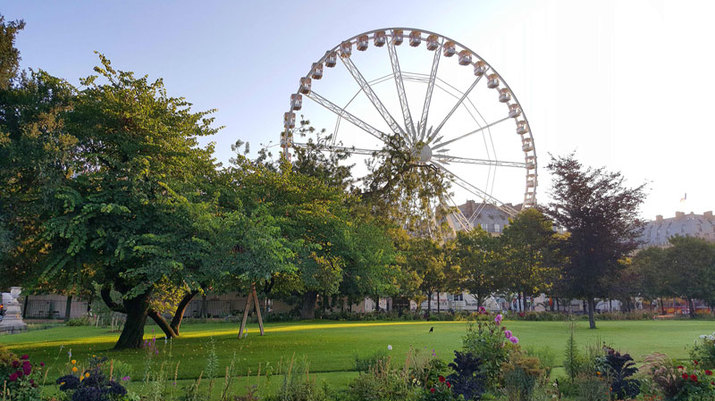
[556,298,560,312]
[426,292,432,314]
[200,294,208,318]
[437,291,441,313]
[64,295,73,322]
[300,291,317,320]
[587,298,596,329]
[114,293,151,349]
[476,292,482,308]
[170,290,199,335]
[148,309,177,338]
[660,297,665,315]
[687,297,696,318]
[22,294,29,319]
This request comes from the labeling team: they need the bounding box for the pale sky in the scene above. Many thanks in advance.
[4,0,713,220]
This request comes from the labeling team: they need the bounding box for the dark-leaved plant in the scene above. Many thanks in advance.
[446,351,485,401]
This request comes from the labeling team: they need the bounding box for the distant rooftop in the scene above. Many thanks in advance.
[445,200,522,234]
[640,211,715,247]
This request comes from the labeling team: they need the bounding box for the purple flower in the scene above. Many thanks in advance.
[121,376,130,382]
[504,330,512,339]
[494,314,503,325]
[8,372,18,382]
[510,336,519,344]
[21,354,29,360]
[22,361,32,376]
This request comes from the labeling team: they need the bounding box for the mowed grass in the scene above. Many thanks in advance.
[3,319,712,388]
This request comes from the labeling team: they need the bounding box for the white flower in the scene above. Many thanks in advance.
[387,345,393,351]
[700,335,707,339]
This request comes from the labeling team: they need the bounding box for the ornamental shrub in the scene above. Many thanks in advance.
[344,360,416,401]
[642,352,715,401]
[691,332,715,370]
[462,316,518,390]
[56,367,127,401]
[501,350,546,401]
[2,352,44,401]
[601,346,640,400]
[446,351,485,401]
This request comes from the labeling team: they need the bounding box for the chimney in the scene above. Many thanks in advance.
[655,215,663,222]
[705,211,713,218]
[675,211,685,219]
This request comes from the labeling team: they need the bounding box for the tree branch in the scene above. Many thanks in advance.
[100,286,126,314]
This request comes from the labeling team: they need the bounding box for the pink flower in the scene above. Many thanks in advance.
[446,382,451,388]
[510,336,519,344]
[430,388,436,393]
[20,354,29,360]
[494,314,503,325]
[504,330,512,339]
[8,373,18,382]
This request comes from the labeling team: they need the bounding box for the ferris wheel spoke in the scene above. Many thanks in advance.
[419,41,442,143]
[292,142,384,157]
[427,75,483,143]
[340,56,408,139]
[387,40,416,142]
[432,116,511,151]
[306,91,387,143]
[432,161,519,216]
[432,154,527,169]
[443,192,472,232]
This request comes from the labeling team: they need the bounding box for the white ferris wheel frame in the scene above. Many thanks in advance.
[281,27,537,226]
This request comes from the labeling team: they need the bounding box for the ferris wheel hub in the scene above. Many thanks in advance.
[417,144,432,163]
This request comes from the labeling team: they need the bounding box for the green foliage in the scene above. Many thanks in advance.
[498,208,562,300]
[268,358,332,401]
[691,332,715,370]
[355,350,391,372]
[344,360,415,401]
[564,324,587,383]
[462,319,517,391]
[0,14,25,89]
[501,350,545,401]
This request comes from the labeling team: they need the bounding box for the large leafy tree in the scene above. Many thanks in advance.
[0,15,24,90]
[38,56,232,348]
[544,154,646,328]
[660,236,715,317]
[0,14,76,290]
[499,208,562,311]
[451,228,502,308]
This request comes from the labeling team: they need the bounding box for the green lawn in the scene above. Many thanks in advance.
[2,319,712,395]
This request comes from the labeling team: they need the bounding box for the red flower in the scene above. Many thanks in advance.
[446,382,452,388]
[430,388,436,393]
[438,375,445,383]
[677,365,684,370]
[8,373,18,382]
[682,373,689,379]
[691,374,698,382]
[705,370,713,376]
[694,360,698,365]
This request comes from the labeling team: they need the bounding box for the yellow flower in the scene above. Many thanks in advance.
[80,376,84,382]
[72,366,78,372]
[92,354,96,358]
[85,372,90,378]
[71,360,77,365]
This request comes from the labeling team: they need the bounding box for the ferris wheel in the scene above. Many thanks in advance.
[281,28,536,229]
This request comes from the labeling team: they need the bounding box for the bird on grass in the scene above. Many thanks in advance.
[428,327,434,333]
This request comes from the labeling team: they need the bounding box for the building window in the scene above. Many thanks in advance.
[454,293,464,301]
[494,224,501,233]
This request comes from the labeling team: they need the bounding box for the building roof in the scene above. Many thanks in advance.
[640,211,715,247]
[445,200,522,234]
